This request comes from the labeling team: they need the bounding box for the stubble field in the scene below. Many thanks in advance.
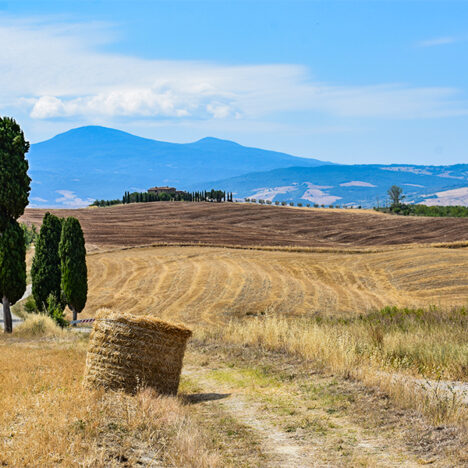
[85,244,468,326]
[6,203,467,466]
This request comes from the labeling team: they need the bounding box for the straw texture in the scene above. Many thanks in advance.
[83,310,192,395]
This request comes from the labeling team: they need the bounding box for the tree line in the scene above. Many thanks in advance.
[375,185,468,217]
[30,212,87,326]
[91,189,234,207]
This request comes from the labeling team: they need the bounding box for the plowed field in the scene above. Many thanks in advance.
[21,202,468,249]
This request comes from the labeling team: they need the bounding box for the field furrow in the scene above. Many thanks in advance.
[84,245,468,325]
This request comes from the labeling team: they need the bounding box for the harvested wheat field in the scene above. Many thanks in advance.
[21,202,468,248]
[84,244,468,326]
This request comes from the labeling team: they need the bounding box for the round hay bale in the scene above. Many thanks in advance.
[83,310,192,395]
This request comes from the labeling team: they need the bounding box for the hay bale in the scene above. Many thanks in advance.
[83,310,192,395]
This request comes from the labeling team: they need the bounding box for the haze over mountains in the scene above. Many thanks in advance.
[28,126,468,208]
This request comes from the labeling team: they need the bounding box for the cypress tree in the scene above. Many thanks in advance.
[0,219,26,333]
[59,217,87,323]
[31,212,63,310]
[0,117,31,230]
[0,117,30,332]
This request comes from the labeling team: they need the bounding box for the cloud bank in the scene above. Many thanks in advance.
[1,16,467,127]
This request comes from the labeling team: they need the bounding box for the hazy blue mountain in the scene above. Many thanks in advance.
[27,126,328,207]
[27,125,468,207]
[190,164,468,207]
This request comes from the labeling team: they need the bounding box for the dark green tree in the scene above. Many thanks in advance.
[0,117,30,332]
[0,220,26,333]
[31,212,63,310]
[59,217,87,323]
[0,117,31,230]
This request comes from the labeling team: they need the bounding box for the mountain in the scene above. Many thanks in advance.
[27,126,328,207]
[27,125,468,208]
[190,164,468,207]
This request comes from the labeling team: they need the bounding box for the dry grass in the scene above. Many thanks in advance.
[197,309,467,426]
[14,313,66,338]
[0,335,220,467]
[82,244,467,429]
[84,245,468,326]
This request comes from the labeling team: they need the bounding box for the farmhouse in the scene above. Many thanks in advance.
[148,186,177,195]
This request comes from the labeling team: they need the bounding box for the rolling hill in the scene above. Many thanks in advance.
[27,126,328,207]
[191,164,468,207]
[27,125,468,207]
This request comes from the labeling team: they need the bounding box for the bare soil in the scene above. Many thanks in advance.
[21,202,468,248]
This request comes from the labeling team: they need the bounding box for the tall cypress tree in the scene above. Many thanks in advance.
[59,217,87,323]
[0,219,26,333]
[31,212,63,310]
[0,117,30,230]
[0,117,30,333]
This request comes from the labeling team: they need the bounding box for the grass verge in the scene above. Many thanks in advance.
[197,305,467,426]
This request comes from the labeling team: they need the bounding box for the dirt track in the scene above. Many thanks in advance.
[21,202,468,248]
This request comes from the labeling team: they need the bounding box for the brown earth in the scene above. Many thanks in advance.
[21,202,468,248]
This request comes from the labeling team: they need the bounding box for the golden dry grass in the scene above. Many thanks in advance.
[0,335,220,467]
[84,245,468,326]
[83,244,467,430]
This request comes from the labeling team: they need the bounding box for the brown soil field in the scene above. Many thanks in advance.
[21,202,468,248]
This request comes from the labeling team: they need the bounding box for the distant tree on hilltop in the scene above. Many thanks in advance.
[388,185,405,207]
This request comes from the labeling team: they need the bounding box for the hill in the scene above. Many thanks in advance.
[21,202,468,248]
[27,126,327,207]
[191,164,468,207]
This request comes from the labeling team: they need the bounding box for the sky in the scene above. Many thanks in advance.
[0,0,467,165]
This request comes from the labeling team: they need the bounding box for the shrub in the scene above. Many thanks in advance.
[289,202,294,207]
[297,203,303,207]
[21,223,38,249]
[15,313,65,338]
[46,294,68,328]
[274,201,280,206]
[24,296,38,314]
[281,201,287,206]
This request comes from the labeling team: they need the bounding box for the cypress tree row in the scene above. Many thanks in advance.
[0,219,26,333]
[59,217,87,323]
[0,117,30,333]
[31,212,63,310]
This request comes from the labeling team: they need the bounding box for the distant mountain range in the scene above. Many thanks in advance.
[27,125,468,208]
[27,126,327,207]
[191,164,468,207]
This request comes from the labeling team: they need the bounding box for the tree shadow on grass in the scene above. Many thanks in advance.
[182,392,231,404]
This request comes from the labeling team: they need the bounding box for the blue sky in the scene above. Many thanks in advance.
[0,0,467,164]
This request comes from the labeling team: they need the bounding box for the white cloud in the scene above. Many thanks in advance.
[1,16,467,125]
[55,190,94,208]
[30,196,47,202]
[340,181,376,187]
[417,36,457,47]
